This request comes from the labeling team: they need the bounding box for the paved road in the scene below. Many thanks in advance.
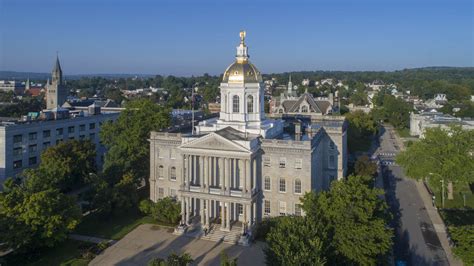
[375,125,448,266]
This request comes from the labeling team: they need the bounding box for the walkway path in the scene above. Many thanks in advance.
[69,234,117,245]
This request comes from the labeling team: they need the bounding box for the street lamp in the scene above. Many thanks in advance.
[429,173,444,209]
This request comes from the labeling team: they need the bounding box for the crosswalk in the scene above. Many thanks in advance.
[378,152,397,157]
[381,161,397,166]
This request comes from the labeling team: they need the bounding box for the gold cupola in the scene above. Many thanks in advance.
[222,31,262,84]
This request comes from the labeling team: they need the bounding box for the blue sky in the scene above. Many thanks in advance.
[0,0,472,75]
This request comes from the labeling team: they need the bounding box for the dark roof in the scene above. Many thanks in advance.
[53,56,62,74]
[215,126,259,141]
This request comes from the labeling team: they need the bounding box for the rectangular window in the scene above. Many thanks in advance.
[264,177,271,191]
[264,200,271,215]
[279,201,287,216]
[13,134,22,144]
[294,158,302,169]
[170,149,175,159]
[68,126,75,134]
[170,167,176,180]
[79,135,85,140]
[43,130,51,138]
[279,178,286,193]
[295,204,302,216]
[28,132,37,141]
[56,139,63,145]
[89,133,95,140]
[79,124,86,131]
[28,144,37,153]
[238,204,243,215]
[329,155,336,169]
[43,142,50,149]
[170,189,177,198]
[279,157,286,168]
[158,187,164,199]
[264,157,271,167]
[13,160,22,169]
[13,147,22,156]
[89,123,96,130]
[56,128,63,136]
[29,156,37,165]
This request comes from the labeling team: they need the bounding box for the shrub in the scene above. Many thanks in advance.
[151,197,181,224]
[139,199,153,215]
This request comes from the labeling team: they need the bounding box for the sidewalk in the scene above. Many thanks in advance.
[392,126,462,266]
[69,234,117,245]
[414,181,462,266]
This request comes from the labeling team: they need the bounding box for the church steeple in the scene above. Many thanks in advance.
[288,75,293,94]
[52,54,63,86]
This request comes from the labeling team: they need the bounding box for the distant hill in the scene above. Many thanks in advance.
[0,71,155,81]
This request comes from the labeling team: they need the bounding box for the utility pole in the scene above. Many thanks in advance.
[441,178,445,209]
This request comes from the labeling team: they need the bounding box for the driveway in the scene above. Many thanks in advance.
[90,224,266,266]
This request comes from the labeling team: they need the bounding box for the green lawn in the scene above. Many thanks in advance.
[395,127,411,138]
[74,210,159,240]
[3,240,93,266]
[431,183,474,209]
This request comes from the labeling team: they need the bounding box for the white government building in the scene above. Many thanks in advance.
[149,31,347,244]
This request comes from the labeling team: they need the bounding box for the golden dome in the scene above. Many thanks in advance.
[222,30,262,84]
[222,61,262,83]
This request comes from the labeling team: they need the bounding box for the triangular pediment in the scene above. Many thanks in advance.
[180,133,250,153]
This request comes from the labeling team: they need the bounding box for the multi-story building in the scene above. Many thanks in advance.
[0,56,119,185]
[410,112,474,137]
[149,31,347,243]
[0,80,25,94]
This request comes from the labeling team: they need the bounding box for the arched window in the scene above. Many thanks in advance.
[301,105,308,113]
[158,165,164,179]
[247,95,254,113]
[294,178,302,194]
[170,167,176,180]
[233,95,240,113]
[278,108,284,114]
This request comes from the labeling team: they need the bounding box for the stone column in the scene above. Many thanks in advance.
[225,158,230,192]
[242,204,247,234]
[219,158,224,191]
[185,197,190,225]
[206,156,211,190]
[206,199,210,226]
[199,156,204,187]
[182,155,186,185]
[252,201,257,225]
[193,155,197,185]
[226,202,231,230]
[186,155,191,188]
[253,158,257,192]
[234,159,238,189]
[181,197,185,224]
[203,155,208,188]
[246,204,251,232]
[221,201,226,229]
[246,159,251,194]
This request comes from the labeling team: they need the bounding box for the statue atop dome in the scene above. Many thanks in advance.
[239,30,246,44]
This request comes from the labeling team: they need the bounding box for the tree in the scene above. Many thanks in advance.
[345,110,378,153]
[148,252,193,266]
[354,155,378,177]
[449,225,474,265]
[374,94,412,129]
[139,198,181,224]
[220,251,238,266]
[25,140,97,192]
[265,216,326,266]
[87,172,139,216]
[396,126,474,192]
[301,175,393,265]
[100,99,170,186]
[0,179,81,252]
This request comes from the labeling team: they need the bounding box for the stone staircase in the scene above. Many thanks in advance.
[200,224,242,244]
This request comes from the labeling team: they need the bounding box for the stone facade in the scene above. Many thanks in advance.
[46,56,68,110]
